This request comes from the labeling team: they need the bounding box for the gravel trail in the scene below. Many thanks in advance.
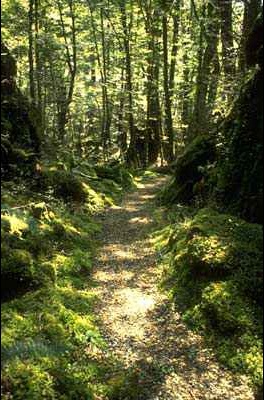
[91,175,254,400]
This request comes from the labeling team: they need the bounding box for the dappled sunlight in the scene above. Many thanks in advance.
[129,216,152,225]
[97,244,136,261]
[98,287,158,343]
[113,288,156,317]
[89,175,255,399]
[140,194,156,200]
[94,269,134,284]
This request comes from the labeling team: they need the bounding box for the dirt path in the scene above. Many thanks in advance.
[92,175,254,400]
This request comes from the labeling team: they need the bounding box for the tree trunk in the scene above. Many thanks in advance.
[189,1,220,138]
[239,0,262,71]
[146,9,162,166]
[56,0,77,141]
[28,0,35,102]
[163,14,174,162]
[118,65,127,158]
[219,0,235,76]
[207,51,220,113]
[34,0,42,112]
[169,4,180,100]
[100,7,111,155]
[120,2,137,166]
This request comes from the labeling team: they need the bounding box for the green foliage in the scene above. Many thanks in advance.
[2,249,34,280]
[2,361,56,400]
[94,164,135,190]
[160,208,263,386]
[1,286,107,398]
[40,170,87,203]
[1,161,136,398]
[158,136,216,206]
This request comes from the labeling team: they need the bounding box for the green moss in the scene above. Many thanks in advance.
[166,208,263,304]
[1,162,138,398]
[38,262,57,285]
[1,284,108,398]
[160,207,263,387]
[94,164,135,190]
[42,170,87,203]
[2,360,56,400]
[2,249,34,281]
[158,136,216,206]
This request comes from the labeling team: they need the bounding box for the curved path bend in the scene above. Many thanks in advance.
[91,175,254,400]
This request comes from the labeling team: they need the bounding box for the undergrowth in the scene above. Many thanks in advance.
[153,207,263,392]
[1,162,137,399]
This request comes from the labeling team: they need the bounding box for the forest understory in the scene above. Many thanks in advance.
[1,172,261,399]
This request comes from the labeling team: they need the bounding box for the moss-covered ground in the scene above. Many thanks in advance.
[1,166,262,399]
[153,205,263,396]
[1,163,138,399]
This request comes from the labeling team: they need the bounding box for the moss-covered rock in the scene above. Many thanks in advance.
[162,207,263,386]
[2,249,34,280]
[38,262,57,285]
[166,208,263,304]
[40,169,87,203]
[94,163,135,190]
[158,135,216,205]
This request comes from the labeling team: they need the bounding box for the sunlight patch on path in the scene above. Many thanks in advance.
[91,175,255,400]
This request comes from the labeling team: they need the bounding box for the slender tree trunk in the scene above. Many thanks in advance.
[169,5,180,99]
[146,9,162,166]
[190,1,220,138]
[34,0,42,112]
[162,1,180,163]
[100,7,111,154]
[163,14,174,162]
[120,2,137,166]
[219,0,235,76]
[181,6,191,134]
[57,0,77,141]
[28,0,35,102]
[118,65,127,158]
[181,55,190,127]
[86,2,107,155]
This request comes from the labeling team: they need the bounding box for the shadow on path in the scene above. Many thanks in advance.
[91,175,254,400]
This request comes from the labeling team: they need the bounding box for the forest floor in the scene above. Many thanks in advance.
[91,174,255,400]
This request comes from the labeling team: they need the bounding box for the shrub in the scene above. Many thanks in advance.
[37,262,57,285]
[50,170,87,203]
[1,361,56,400]
[94,164,134,190]
[2,249,35,282]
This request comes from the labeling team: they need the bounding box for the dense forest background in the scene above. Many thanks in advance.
[2,0,263,220]
[1,0,263,399]
[0,0,260,160]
